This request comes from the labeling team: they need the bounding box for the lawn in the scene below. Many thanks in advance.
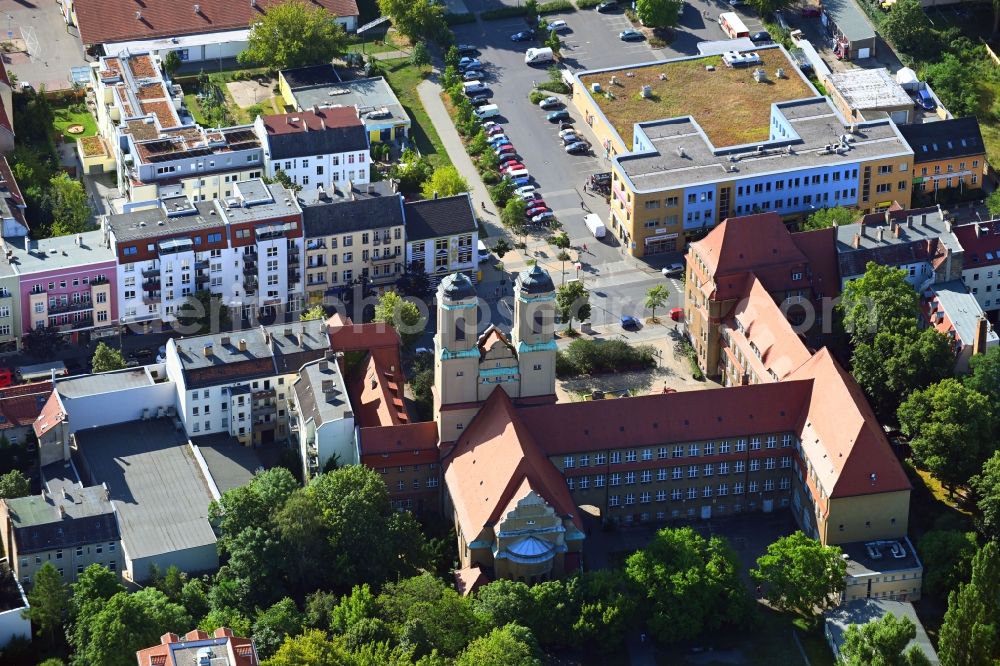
[52,104,98,140]
[578,50,814,149]
[382,58,450,167]
[662,605,834,666]
[903,459,974,542]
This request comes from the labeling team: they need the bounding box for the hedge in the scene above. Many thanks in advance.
[539,0,576,13]
[528,90,548,104]
[575,0,604,8]
[537,80,569,94]
[480,6,529,20]
[445,12,477,25]
[556,339,657,377]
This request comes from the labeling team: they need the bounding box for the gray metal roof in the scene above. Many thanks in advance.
[823,0,877,43]
[191,433,268,494]
[217,181,301,225]
[292,356,352,428]
[302,192,405,236]
[931,280,999,346]
[5,230,116,275]
[5,485,119,554]
[106,199,225,244]
[826,599,939,664]
[828,68,912,110]
[290,77,408,128]
[617,97,911,193]
[75,418,217,561]
[403,194,477,242]
[56,367,155,398]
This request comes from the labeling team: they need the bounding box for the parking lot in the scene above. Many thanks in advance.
[0,0,88,91]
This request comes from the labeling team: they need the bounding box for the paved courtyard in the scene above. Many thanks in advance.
[0,0,87,91]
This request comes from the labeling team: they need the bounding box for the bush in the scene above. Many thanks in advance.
[481,5,529,19]
[539,0,576,13]
[557,339,657,377]
[445,12,477,24]
[481,170,500,184]
[649,37,666,48]
[528,90,547,104]
[537,80,570,94]
[677,338,704,381]
[576,0,603,7]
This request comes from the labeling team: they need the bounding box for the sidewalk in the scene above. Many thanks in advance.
[417,77,505,241]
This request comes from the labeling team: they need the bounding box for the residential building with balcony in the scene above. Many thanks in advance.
[949,219,1000,314]
[897,117,986,201]
[301,184,405,303]
[135,627,259,666]
[0,257,19,353]
[163,320,330,446]
[92,52,264,209]
[8,231,117,345]
[923,280,999,372]
[290,353,355,479]
[1,484,122,588]
[253,107,371,191]
[404,194,478,285]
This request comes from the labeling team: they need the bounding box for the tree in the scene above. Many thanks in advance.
[924,54,980,118]
[445,46,460,71]
[389,150,433,194]
[965,345,1000,402]
[752,531,846,618]
[917,530,978,599]
[898,379,995,494]
[555,280,591,332]
[881,0,933,59]
[373,291,424,349]
[492,239,511,259]
[802,206,856,231]
[645,284,669,321]
[377,573,480,658]
[74,588,191,666]
[501,197,526,232]
[851,324,954,420]
[938,542,1000,666]
[544,30,561,57]
[68,564,127,657]
[21,325,65,359]
[47,173,92,236]
[410,42,430,67]
[330,584,379,635]
[472,579,534,629]
[550,232,570,251]
[163,51,182,79]
[468,129,489,158]
[421,166,469,200]
[456,624,541,666]
[396,261,432,300]
[179,578,210,621]
[987,188,1000,219]
[525,0,539,25]
[0,469,30,499]
[377,0,448,43]
[269,168,302,193]
[253,597,305,660]
[238,0,347,70]
[635,0,684,28]
[300,304,326,321]
[24,563,68,644]
[264,629,352,666]
[840,612,930,666]
[176,289,231,335]
[489,178,515,208]
[626,527,751,643]
[838,262,918,346]
[972,451,1000,542]
[91,342,125,373]
[556,250,572,284]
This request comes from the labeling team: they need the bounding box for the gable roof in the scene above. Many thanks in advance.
[0,381,52,431]
[897,117,985,162]
[444,388,582,541]
[791,226,840,298]
[403,194,477,242]
[731,276,813,381]
[303,193,404,236]
[33,391,66,439]
[5,485,119,554]
[74,0,359,47]
[693,213,807,276]
[359,421,438,456]
[348,348,408,428]
[259,108,368,160]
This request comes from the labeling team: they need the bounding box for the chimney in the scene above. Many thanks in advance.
[61,487,68,499]
[852,233,861,249]
[321,379,334,392]
[974,316,990,356]
[946,219,953,233]
[884,209,891,225]
[906,216,913,229]
[238,338,247,352]
[390,178,399,194]
[318,360,328,372]
[221,336,231,346]
[859,224,867,237]
[203,343,213,357]
[58,505,66,519]
[876,227,884,242]
[893,224,901,238]
[921,213,928,227]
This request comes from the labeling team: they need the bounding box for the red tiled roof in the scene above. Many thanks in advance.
[694,213,806,276]
[32,391,65,438]
[327,316,402,353]
[453,565,490,596]
[136,627,258,666]
[0,59,10,89]
[0,381,53,430]
[791,226,840,298]
[953,220,1000,269]
[261,107,361,135]
[360,421,438,455]
[75,0,360,47]
[0,155,25,208]
[731,276,812,381]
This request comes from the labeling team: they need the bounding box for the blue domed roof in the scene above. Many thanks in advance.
[517,264,554,295]
[507,536,554,560]
[440,272,477,301]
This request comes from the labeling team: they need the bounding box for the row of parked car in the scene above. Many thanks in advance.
[483,121,556,225]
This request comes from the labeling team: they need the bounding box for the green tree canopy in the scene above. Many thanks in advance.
[74,588,191,666]
[881,0,934,60]
[917,530,978,600]
[839,612,930,666]
[898,379,995,494]
[47,173,92,237]
[163,51,182,78]
[377,0,448,43]
[300,304,327,321]
[965,345,1000,402]
[501,196,526,232]
[25,562,68,644]
[972,451,1000,542]
[68,563,127,657]
[238,0,347,70]
[635,0,684,28]
[261,628,352,666]
[373,291,424,349]
[421,166,470,200]
[802,206,857,230]
[472,579,534,629]
[253,597,305,660]
[0,469,30,499]
[556,280,591,332]
[626,527,751,643]
[91,342,126,373]
[752,531,846,617]
[937,542,1000,666]
[377,573,481,658]
[645,284,669,320]
[21,325,65,359]
[924,54,980,118]
[838,262,918,346]
[544,30,562,56]
[455,624,541,666]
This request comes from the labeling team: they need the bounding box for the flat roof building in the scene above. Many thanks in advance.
[826,68,915,125]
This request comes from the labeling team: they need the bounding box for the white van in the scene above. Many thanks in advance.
[463,80,487,95]
[525,47,554,65]
[584,213,607,239]
[506,168,529,179]
[477,240,491,263]
[474,104,500,119]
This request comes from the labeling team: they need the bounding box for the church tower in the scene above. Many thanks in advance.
[511,265,557,401]
[434,273,481,444]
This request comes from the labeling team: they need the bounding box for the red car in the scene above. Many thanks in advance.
[486,126,506,136]
[525,205,549,218]
[496,145,516,155]
[524,198,546,209]
[502,162,526,173]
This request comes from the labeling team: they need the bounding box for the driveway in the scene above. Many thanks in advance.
[0,0,87,91]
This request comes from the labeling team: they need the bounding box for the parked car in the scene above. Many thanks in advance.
[750,30,771,44]
[621,315,640,330]
[488,134,511,144]
[558,120,574,130]
[538,96,561,109]
[496,145,516,155]
[548,19,568,31]
[558,128,578,139]
[620,29,644,41]
[458,57,482,70]
[519,191,540,202]
[486,125,505,136]
[498,153,522,164]
[561,133,581,144]
[565,141,589,154]
[502,162,527,173]
[596,1,617,11]
[916,88,936,111]
[546,110,570,122]
[662,262,684,277]
[457,44,478,55]
[526,205,549,218]
[511,30,535,41]
[462,70,485,81]
[470,95,492,107]
[524,197,546,208]
[482,120,501,130]
[515,185,536,197]
[512,176,532,187]
[531,211,555,224]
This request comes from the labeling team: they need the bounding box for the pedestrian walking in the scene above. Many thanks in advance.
[580,201,585,210]
[583,243,588,253]
[481,201,486,211]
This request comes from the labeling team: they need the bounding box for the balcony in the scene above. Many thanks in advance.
[90,276,109,286]
[55,315,94,332]
[370,251,400,264]
[306,259,327,269]
[195,259,209,270]
[242,262,257,277]
[244,253,257,265]
[142,293,161,305]
[48,300,93,315]
[306,276,327,287]
[288,254,300,267]
[195,273,210,286]
[142,266,161,278]
[142,279,160,291]
[244,279,258,294]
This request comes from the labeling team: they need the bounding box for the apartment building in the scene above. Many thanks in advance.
[897,117,986,200]
[291,354,356,478]
[8,231,117,345]
[253,107,371,191]
[952,220,1000,313]
[404,194,479,284]
[301,185,406,301]
[135,628,259,666]
[924,280,999,371]
[571,48,913,257]
[92,52,264,208]
[164,319,329,445]
[104,180,303,329]
[1,485,122,588]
